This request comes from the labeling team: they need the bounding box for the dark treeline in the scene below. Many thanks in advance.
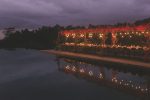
[0,25,85,50]
[0,17,149,50]
[134,17,150,25]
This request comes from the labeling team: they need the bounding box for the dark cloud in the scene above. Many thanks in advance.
[0,0,150,28]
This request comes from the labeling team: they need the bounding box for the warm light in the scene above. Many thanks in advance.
[99,73,103,79]
[112,34,116,38]
[141,89,144,91]
[79,68,85,73]
[145,88,148,91]
[79,43,85,46]
[89,71,93,76]
[72,33,76,38]
[135,86,138,89]
[99,34,103,38]
[80,34,84,37]
[138,86,141,89]
[72,66,76,72]
[131,85,134,87]
[129,36,132,38]
[65,34,69,38]
[89,33,93,38]
[115,79,118,83]
[65,65,70,69]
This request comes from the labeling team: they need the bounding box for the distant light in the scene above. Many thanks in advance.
[80,68,85,73]
[129,36,132,38]
[65,65,70,69]
[72,66,76,72]
[89,71,93,76]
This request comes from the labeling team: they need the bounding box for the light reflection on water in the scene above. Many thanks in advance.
[0,50,149,100]
[57,58,150,99]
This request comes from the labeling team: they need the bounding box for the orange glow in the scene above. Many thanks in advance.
[61,24,150,35]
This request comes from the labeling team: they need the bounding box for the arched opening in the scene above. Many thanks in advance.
[105,32,112,45]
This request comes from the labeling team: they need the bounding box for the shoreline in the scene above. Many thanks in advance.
[42,50,150,69]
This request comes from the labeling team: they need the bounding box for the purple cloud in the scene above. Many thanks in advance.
[0,0,150,28]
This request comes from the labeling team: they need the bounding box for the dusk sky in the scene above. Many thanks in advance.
[0,0,150,28]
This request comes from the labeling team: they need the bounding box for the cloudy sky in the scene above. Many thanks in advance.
[0,0,150,28]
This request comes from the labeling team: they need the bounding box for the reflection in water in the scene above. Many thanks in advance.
[56,58,150,99]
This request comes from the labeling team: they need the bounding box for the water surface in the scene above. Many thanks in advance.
[0,49,149,100]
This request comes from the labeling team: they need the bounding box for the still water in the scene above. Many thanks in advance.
[0,49,149,100]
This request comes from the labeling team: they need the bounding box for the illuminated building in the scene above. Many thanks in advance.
[58,24,150,59]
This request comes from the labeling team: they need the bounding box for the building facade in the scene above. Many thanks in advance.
[58,24,150,59]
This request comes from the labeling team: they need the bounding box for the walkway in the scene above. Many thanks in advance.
[43,50,150,69]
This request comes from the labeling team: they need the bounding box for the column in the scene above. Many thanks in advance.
[112,32,117,46]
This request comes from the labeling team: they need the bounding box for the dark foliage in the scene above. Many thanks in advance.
[0,25,86,50]
[134,17,150,25]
